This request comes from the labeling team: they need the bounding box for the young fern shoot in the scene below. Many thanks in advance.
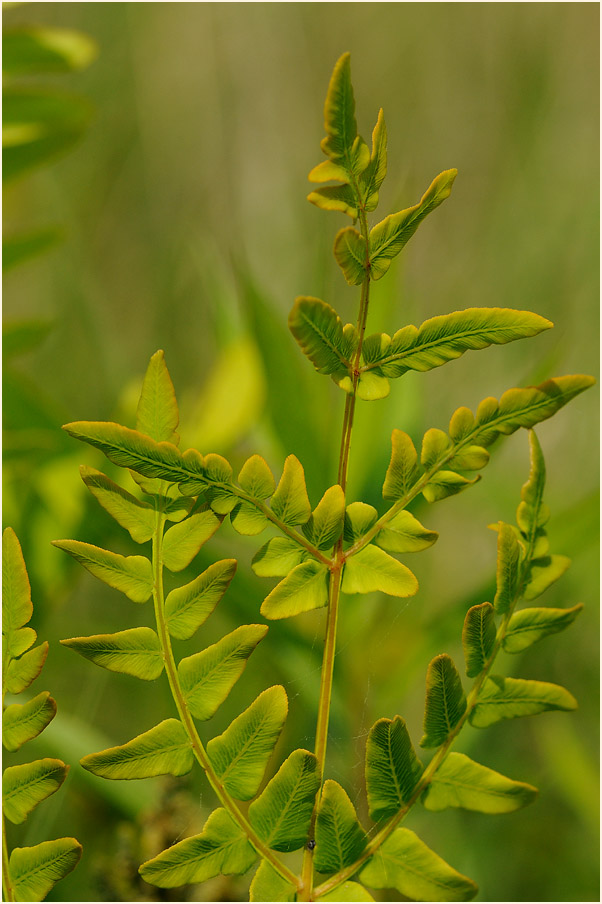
[2,529,82,903]
[54,52,593,902]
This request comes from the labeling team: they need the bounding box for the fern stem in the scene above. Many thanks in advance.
[2,814,14,902]
[150,505,300,890]
[300,206,373,901]
[314,506,541,899]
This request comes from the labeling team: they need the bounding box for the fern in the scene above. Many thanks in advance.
[2,528,82,902]
[54,53,593,902]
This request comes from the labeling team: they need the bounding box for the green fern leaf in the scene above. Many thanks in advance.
[178,624,268,720]
[365,716,423,821]
[368,169,457,280]
[162,509,221,572]
[80,718,193,779]
[288,297,357,376]
[9,838,82,902]
[493,522,521,614]
[80,466,155,543]
[343,502,378,543]
[248,749,320,852]
[307,184,359,219]
[421,655,466,748]
[523,554,571,601]
[333,227,367,286]
[4,642,48,695]
[314,779,367,873]
[462,603,496,677]
[51,539,153,603]
[359,108,387,211]
[139,808,256,888]
[303,485,345,549]
[3,692,57,752]
[260,561,330,620]
[423,752,537,814]
[422,471,480,503]
[206,686,288,800]
[375,510,438,554]
[249,859,296,902]
[342,545,418,598]
[503,605,583,653]
[165,559,237,640]
[3,759,69,825]
[3,527,34,657]
[318,882,375,902]
[136,349,179,445]
[470,676,577,729]
[319,52,370,176]
[382,429,419,501]
[60,628,164,680]
[231,501,269,536]
[252,538,309,578]
[362,307,551,377]
[271,455,311,526]
[238,455,275,499]
[359,827,477,901]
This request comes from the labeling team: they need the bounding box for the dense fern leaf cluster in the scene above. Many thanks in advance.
[2,529,82,902]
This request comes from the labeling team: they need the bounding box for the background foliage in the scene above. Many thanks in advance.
[3,3,598,902]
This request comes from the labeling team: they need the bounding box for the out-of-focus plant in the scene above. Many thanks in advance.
[2,528,82,902]
[52,54,593,902]
[2,10,97,269]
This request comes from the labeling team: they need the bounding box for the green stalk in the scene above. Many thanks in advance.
[314,515,539,899]
[150,504,300,891]
[2,813,15,902]
[299,203,372,902]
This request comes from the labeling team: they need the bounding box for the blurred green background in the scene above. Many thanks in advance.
[3,3,599,902]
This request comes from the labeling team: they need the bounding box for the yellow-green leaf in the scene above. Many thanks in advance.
[136,349,179,445]
[230,501,269,536]
[3,26,97,75]
[369,169,457,281]
[342,545,418,598]
[470,676,577,729]
[252,537,309,578]
[494,522,522,614]
[162,509,221,572]
[80,719,193,779]
[422,471,480,503]
[206,686,288,800]
[3,692,57,752]
[423,752,537,814]
[420,655,466,748]
[260,561,330,620]
[382,429,419,501]
[52,539,153,603]
[365,716,423,822]
[288,296,356,376]
[178,624,268,721]
[3,527,34,656]
[139,808,256,888]
[3,758,68,825]
[462,603,496,678]
[9,837,82,902]
[60,628,164,681]
[360,107,387,212]
[362,307,552,377]
[376,510,438,554]
[4,642,48,695]
[314,779,367,873]
[80,466,155,543]
[359,828,477,901]
[343,502,378,544]
[248,749,320,852]
[165,559,237,640]
[271,454,312,526]
[238,455,275,499]
[333,227,367,286]
[319,52,369,176]
[319,882,375,902]
[250,859,296,902]
[524,555,571,601]
[503,604,583,654]
[303,485,345,550]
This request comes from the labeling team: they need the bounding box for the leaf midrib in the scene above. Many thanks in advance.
[296,306,352,370]
[362,320,539,372]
